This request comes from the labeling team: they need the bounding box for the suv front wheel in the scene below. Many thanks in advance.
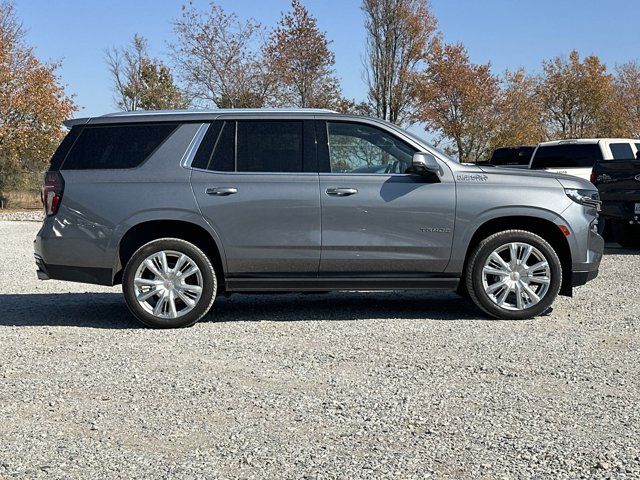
[122,238,217,328]
[465,230,562,320]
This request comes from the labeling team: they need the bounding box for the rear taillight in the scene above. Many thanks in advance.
[590,169,596,184]
[42,171,64,216]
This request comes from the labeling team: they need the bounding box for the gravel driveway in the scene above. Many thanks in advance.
[0,220,638,479]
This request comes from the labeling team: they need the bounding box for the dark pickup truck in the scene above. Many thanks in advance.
[591,158,640,248]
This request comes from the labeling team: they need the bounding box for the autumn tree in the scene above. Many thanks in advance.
[537,50,623,139]
[362,0,437,124]
[263,0,342,109]
[413,40,500,162]
[614,61,640,138]
[171,1,268,108]
[106,34,186,111]
[0,0,75,191]
[490,69,545,150]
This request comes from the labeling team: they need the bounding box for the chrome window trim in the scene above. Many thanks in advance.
[189,167,319,177]
[181,123,210,168]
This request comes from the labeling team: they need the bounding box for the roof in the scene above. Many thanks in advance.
[64,108,339,127]
[538,138,640,146]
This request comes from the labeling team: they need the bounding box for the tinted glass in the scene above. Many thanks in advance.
[489,146,534,166]
[192,121,234,171]
[50,126,83,171]
[236,121,303,173]
[62,123,179,170]
[610,142,634,159]
[530,144,601,169]
[327,122,415,174]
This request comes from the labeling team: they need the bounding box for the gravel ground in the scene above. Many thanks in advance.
[0,220,639,479]
[0,209,44,222]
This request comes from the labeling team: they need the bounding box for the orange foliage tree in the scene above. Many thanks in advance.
[0,1,75,190]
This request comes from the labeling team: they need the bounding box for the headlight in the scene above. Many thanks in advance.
[564,188,601,209]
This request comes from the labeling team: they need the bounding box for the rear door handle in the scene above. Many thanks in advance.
[326,187,358,197]
[206,187,238,196]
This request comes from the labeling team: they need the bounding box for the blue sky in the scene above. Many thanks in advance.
[12,0,640,118]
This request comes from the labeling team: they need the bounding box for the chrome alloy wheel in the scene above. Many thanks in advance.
[133,250,203,319]
[481,242,551,311]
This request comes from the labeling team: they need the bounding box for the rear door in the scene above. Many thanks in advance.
[317,120,455,274]
[190,118,321,275]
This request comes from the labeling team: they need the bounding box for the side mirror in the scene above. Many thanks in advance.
[412,152,440,176]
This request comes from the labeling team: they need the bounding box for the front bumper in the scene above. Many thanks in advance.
[570,225,604,288]
[572,269,599,287]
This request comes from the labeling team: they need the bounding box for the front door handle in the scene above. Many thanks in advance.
[326,187,358,197]
[206,187,238,196]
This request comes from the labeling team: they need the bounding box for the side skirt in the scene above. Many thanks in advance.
[225,275,460,293]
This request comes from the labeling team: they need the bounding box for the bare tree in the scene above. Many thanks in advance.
[362,0,437,125]
[263,0,342,109]
[107,35,186,111]
[171,1,268,108]
[106,34,147,111]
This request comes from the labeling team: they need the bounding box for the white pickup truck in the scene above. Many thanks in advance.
[528,138,640,181]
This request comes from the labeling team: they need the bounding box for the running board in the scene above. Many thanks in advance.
[225,276,459,292]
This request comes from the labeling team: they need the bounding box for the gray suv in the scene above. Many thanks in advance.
[35,109,603,328]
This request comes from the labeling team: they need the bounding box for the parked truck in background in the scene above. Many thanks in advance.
[488,145,534,168]
[528,138,640,181]
[591,157,640,249]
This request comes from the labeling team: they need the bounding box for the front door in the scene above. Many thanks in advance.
[191,119,321,275]
[317,120,455,274]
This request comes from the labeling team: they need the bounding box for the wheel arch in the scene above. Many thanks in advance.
[113,219,226,289]
[461,215,573,297]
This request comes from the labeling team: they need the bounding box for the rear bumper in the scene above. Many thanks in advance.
[34,225,114,286]
[34,253,113,285]
[600,201,640,223]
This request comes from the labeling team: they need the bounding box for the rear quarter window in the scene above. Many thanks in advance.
[61,123,179,170]
[609,142,634,160]
[530,144,602,169]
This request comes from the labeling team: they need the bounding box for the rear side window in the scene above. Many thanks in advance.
[530,144,601,169]
[610,142,634,159]
[193,120,309,173]
[237,121,303,173]
[191,121,234,171]
[61,123,179,170]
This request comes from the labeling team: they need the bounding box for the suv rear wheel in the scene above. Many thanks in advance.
[465,230,562,320]
[122,238,217,328]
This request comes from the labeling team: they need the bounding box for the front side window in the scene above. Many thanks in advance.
[61,123,179,170]
[530,144,601,169]
[610,142,634,160]
[327,122,416,174]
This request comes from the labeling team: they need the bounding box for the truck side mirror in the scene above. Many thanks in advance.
[412,152,441,176]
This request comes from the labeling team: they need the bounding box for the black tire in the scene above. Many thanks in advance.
[612,221,640,249]
[464,230,562,320]
[122,238,217,328]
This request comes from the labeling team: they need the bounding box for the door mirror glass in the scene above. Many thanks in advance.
[412,152,440,176]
